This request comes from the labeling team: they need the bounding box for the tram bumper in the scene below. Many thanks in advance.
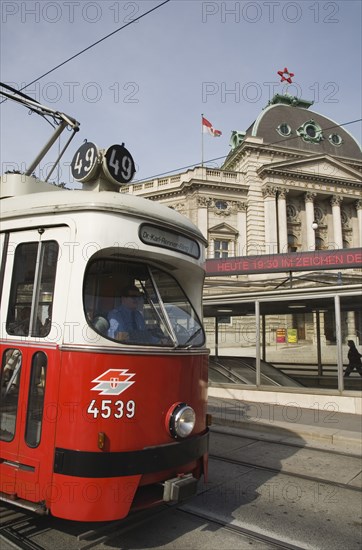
[54,430,209,478]
[163,474,198,502]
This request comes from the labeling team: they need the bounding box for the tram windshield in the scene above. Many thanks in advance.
[84,260,205,347]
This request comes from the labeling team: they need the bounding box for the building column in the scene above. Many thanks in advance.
[233,201,247,256]
[356,200,362,247]
[277,188,288,254]
[346,311,358,344]
[263,186,278,254]
[331,195,343,249]
[196,196,210,243]
[305,192,317,251]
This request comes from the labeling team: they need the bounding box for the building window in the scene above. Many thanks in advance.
[277,123,292,137]
[306,124,317,138]
[215,200,228,210]
[329,133,342,146]
[288,234,299,253]
[297,120,323,143]
[214,240,229,258]
[218,316,231,324]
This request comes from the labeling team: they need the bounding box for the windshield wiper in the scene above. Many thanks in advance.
[182,327,203,348]
[139,281,176,345]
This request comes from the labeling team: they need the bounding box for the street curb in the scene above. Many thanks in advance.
[211,416,362,453]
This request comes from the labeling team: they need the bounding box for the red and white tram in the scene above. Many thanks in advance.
[0,94,209,522]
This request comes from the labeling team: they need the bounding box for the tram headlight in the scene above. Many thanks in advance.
[166,402,196,439]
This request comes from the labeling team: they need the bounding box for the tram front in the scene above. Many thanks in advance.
[0,137,209,522]
[50,191,209,521]
[47,136,211,521]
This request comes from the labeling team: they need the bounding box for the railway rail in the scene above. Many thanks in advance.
[1,428,361,550]
[0,501,308,550]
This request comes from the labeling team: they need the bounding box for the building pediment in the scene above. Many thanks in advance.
[258,155,362,185]
[209,222,238,236]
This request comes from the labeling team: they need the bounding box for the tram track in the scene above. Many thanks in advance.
[1,528,47,550]
[1,428,361,550]
[0,503,308,550]
[0,503,185,550]
[75,505,175,550]
[0,509,48,550]
[208,453,362,493]
[177,507,308,550]
[208,428,362,495]
[1,488,312,550]
[77,503,308,550]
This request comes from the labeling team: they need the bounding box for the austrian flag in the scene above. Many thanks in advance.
[202,116,222,137]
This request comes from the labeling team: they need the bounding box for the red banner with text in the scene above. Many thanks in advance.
[205,248,362,276]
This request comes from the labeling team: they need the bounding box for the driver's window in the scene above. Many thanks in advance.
[83,260,172,346]
[83,259,204,347]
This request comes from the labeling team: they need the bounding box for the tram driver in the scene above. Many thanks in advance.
[107,285,167,345]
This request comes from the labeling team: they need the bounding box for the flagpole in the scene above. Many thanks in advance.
[201,113,204,168]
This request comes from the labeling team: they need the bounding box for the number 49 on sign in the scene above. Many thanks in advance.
[103,144,135,185]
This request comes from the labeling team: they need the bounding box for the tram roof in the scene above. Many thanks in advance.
[0,182,207,245]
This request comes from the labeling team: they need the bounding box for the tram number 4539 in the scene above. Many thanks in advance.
[87,399,136,419]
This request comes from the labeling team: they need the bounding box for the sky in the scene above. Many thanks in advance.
[1,0,361,187]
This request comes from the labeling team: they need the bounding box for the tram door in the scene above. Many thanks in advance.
[0,228,66,503]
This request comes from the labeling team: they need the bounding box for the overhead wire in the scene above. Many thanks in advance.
[0,0,172,180]
[1,0,359,183]
[1,0,171,97]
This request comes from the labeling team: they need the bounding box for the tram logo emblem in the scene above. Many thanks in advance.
[91,369,135,395]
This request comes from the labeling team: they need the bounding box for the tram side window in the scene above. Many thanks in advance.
[25,352,47,448]
[6,241,58,337]
[0,349,22,442]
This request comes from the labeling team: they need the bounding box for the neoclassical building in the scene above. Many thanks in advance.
[224,94,361,257]
[123,94,361,277]
[121,94,362,371]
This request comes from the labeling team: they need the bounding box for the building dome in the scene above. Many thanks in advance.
[244,94,361,159]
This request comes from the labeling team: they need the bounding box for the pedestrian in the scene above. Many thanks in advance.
[344,340,362,377]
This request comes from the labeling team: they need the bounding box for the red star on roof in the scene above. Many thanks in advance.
[278,68,294,84]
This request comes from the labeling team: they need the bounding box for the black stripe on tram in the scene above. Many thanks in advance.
[54,431,209,478]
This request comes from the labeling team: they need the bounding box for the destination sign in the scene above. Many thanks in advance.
[140,224,200,259]
[206,248,362,276]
